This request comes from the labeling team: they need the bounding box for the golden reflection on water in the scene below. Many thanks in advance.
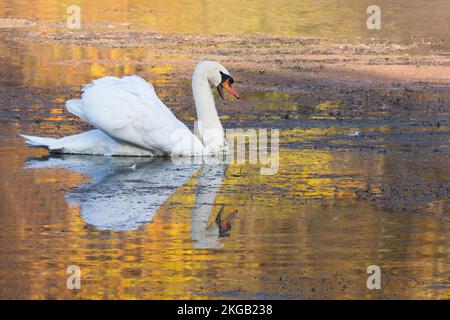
[1,0,450,42]
[0,39,177,87]
[0,138,447,299]
[0,0,448,300]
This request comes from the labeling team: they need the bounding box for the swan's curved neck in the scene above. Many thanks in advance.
[192,69,224,147]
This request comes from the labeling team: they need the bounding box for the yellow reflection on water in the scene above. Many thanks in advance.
[0,0,448,301]
[0,137,447,299]
[0,39,177,87]
[2,0,450,42]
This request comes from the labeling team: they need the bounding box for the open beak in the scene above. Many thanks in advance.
[217,79,240,100]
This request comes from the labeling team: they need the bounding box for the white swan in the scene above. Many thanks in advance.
[19,61,240,156]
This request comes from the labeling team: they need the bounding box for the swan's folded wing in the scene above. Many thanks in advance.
[69,76,201,154]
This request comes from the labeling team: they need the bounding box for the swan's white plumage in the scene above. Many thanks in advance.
[66,99,86,121]
[21,130,158,156]
[71,75,203,155]
[20,61,234,156]
[20,134,60,149]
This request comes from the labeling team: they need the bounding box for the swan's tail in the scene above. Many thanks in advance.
[19,134,58,149]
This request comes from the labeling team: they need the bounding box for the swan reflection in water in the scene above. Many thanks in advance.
[25,155,235,249]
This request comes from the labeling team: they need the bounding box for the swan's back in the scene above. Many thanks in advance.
[66,75,204,155]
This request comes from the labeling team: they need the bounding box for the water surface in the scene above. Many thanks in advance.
[0,0,448,300]
[1,0,450,43]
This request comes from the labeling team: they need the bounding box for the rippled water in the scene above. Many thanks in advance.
[0,135,448,299]
[1,0,450,42]
[0,1,448,300]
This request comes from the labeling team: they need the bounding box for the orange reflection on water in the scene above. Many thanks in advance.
[2,0,450,42]
[0,39,177,87]
[0,0,448,300]
[0,138,447,299]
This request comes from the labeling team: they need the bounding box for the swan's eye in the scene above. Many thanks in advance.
[217,71,240,100]
[219,71,234,84]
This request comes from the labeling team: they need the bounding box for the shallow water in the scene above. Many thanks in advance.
[1,0,450,43]
[0,1,449,300]
[0,134,448,299]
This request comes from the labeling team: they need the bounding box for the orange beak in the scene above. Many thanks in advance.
[221,79,240,99]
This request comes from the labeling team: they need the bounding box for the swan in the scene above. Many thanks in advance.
[19,60,240,156]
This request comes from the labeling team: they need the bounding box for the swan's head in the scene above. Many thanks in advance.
[195,60,240,100]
